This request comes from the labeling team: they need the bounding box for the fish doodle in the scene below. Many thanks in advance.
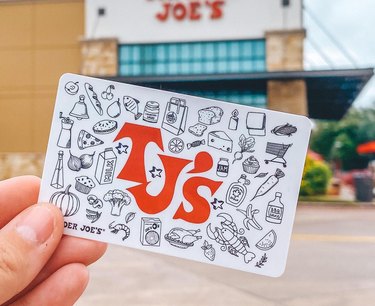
[123,96,142,120]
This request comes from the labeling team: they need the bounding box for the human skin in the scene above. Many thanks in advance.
[0,176,107,306]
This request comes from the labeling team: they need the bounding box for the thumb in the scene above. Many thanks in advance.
[0,204,63,304]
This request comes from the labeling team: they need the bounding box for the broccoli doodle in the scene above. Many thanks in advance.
[103,189,131,216]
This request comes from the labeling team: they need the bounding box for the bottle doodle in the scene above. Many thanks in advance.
[266,192,284,224]
[226,174,250,207]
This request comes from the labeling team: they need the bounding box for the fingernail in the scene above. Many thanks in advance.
[16,206,55,245]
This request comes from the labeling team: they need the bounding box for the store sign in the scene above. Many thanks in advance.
[39,73,312,277]
[85,0,302,44]
[154,0,225,22]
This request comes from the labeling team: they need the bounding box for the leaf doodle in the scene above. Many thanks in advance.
[255,172,268,178]
[255,253,268,268]
[125,212,136,224]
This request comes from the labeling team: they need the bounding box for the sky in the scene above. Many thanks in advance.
[303,0,375,108]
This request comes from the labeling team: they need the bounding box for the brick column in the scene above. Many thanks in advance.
[266,30,308,116]
[80,38,118,77]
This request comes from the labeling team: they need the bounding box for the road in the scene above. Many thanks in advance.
[76,205,375,306]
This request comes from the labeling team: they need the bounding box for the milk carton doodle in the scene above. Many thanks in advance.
[39,73,312,277]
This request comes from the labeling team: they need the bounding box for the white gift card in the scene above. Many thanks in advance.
[39,73,312,277]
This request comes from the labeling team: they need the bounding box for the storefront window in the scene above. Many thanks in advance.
[118,39,266,76]
[180,90,267,108]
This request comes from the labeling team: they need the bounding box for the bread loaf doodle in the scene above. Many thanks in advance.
[198,106,223,125]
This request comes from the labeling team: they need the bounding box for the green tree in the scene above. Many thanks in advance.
[310,105,375,170]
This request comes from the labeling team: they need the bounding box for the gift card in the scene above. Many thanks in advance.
[39,73,312,277]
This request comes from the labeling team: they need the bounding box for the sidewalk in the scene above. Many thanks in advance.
[76,205,375,306]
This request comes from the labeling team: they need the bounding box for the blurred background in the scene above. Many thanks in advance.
[0,0,374,305]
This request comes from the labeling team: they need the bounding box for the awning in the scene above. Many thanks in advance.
[108,68,374,120]
[357,141,375,154]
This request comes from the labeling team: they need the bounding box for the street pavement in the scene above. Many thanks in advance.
[76,205,375,306]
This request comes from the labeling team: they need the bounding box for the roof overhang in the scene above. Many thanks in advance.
[108,68,374,120]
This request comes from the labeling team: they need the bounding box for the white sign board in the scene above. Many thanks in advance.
[85,0,302,43]
[39,73,311,277]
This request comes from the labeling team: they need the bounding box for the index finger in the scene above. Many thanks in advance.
[0,176,41,228]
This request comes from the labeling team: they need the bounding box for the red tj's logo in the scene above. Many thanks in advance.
[114,123,222,224]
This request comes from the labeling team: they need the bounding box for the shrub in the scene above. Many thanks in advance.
[300,156,332,196]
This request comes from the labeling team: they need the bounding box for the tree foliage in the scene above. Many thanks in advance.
[300,155,332,196]
[310,105,375,170]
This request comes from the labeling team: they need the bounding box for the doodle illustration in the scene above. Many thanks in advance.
[242,156,260,174]
[164,228,202,249]
[115,142,128,154]
[255,172,268,178]
[206,213,255,263]
[188,123,207,137]
[271,123,297,136]
[68,152,83,172]
[86,209,102,223]
[187,139,205,149]
[109,221,130,241]
[216,158,229,177]
[50,151,64,189]
[226,174,250,207]
[106,213,136,239]
[264,142,292,167]
[77,130,104,150]
[101,84,115,100]
[123,96,142,120]
[84,82,103,115]
[162,97,188,135]
[233,134,255,164]
[64,81,79,95]
[107,98,121,118]
[50,185,80,217]
[75,176,96,194]
[201,240,216,261]
[140,217,162,247]
[125,212,136,224]
[95,148,117,185]
[198,106,223,125]
[210,198,224,210]
[103,189,131,216]
[255,253,268,268]
[228,109,239,130]
[265,192,284,224]
[57,113,74,149]
[87,194,103,209]
[149,166,163,178]
[70,95,89,120]
[208,131,233,153]
[68,151,95,171]
[237,203,263,230]
[93,119,118,134]
[256,230,277,251]
[143,101,160,123]
[252,169,285,200]
[246,112,266,136]
[168,137,184,153]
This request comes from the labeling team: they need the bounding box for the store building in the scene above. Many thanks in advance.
[0,0,373,155]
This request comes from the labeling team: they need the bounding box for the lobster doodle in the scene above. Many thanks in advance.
[206,213,255,263]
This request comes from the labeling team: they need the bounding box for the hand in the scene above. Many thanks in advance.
[0,176,107,305]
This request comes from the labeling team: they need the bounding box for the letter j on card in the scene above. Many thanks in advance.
[39,74,312,277]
